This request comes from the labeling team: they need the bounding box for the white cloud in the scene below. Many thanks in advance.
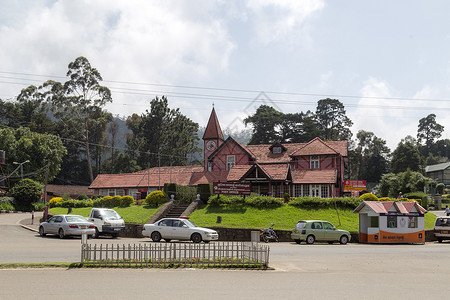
[0,0,236,116]
[245,0,325,45]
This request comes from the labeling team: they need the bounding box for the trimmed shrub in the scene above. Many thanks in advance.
[244,196,284,208]
[0,202,14,211]
[197,184,212,203]
[403,192,428,209]
[437,183,445,195]
[145,191,168,207]
[31,202,46,211]
[9,179,43,211]
[76,194,89,200]
[208,195,245,206]
[359,193,379,201]
[120,195,134,207]
[49,197,64,208]
[164,183,177,199]
[288,197,361,209]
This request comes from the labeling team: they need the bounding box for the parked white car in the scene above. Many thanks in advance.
[142,218,219,243]
[39,215,95,239]
[88,208,125,238]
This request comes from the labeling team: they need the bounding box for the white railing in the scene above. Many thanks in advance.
[81,242,270,269]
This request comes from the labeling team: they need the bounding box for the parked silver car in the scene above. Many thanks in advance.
[39,215,95,239]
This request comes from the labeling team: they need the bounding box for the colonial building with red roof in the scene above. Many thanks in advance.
[89,108,349,199]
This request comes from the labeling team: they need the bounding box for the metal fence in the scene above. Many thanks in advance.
[81,242,270,269]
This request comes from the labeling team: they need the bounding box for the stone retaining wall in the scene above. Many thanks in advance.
[121,223,436,243]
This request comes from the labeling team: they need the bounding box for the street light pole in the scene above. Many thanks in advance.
[13,160,30,180]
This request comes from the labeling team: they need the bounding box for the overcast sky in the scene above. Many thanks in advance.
[0,0,449,150]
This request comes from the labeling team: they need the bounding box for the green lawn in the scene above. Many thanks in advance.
[188,204,438,232]
[49,205,162,224]
[50,204,438,232]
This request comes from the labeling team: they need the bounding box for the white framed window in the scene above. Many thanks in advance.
[310,156,320,169]
[321,185,329,198]
[302,185,310,197]
[208,161,213,171]
[294,184,302,197]
[311,185,320,197]
[226,155,235,171]
[272,146,282,154]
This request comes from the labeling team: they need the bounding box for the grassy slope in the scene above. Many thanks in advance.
[50,204,438,232]
[188,204,438,232]
[49,205,162,224]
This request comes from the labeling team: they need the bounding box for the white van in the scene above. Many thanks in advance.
[88,208,125,238]
[433,216,450,243]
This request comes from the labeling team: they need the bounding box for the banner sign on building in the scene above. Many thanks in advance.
[213,182,251,195]
[344,180,367,191]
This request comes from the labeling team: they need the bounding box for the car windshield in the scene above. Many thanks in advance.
[435,218,450,227]
[65,216,88,223]
[183,220,198,228]
[295,221,306,229]
[102,210,121,220]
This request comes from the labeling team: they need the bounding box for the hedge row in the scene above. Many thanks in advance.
[163,183,197,203]
[207,193,424,210]
[48,195,135,208]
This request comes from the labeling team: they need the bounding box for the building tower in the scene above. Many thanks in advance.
[203,107,224,171]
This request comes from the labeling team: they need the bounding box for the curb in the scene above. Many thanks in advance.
[0,210,28,214]
[20,224,39,233]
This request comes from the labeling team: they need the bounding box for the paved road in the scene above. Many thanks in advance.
[1,212,450,299]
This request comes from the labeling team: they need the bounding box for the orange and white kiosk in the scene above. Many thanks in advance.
[353,201,427,244]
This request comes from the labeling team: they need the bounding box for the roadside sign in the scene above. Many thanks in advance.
[213,182,251,195]
[344,180,366,191]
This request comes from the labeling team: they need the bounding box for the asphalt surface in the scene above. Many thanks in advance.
[1,211,450,299]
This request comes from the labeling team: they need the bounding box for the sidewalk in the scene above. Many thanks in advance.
[18,211,43,233]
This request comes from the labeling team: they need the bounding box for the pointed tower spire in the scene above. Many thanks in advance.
[203,107,224,171]
[203,107,224,141]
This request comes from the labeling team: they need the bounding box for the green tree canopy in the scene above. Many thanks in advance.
[376,169,434,198]
[0,127,66,184]
[390,136,423,173]
[244,105,283,145]
[126,96,199,168]
[315,98,353,141]
[9,178,43,210]
[417,113,444,156]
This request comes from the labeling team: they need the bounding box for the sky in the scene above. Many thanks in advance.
[0,0,449,151]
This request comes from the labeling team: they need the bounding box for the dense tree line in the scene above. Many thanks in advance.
[0,57,200,186]
[0,56,448,191]
[243,101,449,186]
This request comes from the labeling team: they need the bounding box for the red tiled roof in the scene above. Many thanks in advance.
[89,173,144,189]
[227,165,252,181]
[46,184,92,196]
[290,137,338,156]
[292,169,337,184]
[189,171,229,185]
[244,138,347,163]
[203,107,224,140]
[353,201,427,214]
[259,164,290,181]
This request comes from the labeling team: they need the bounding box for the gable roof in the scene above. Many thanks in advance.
[203,107,224,140]
[292,169,337,184]
[290,137,339,157]
[425,162,450,173]
[353,201,427,214]
[208,136,256,160]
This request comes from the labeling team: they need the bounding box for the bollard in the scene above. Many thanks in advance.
[31,211,34,225]
[81,233,87,244]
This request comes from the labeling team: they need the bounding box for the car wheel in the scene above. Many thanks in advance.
[151,231,162,242]
[306,235,315,244]
[93,228,100,239]
[39,226,46,237]
[294,239,301,244]
[58,228,65,239]
[111,233,118,238]
[340,235,349,245]
[191,233,202,243]
[164,239,171,242]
